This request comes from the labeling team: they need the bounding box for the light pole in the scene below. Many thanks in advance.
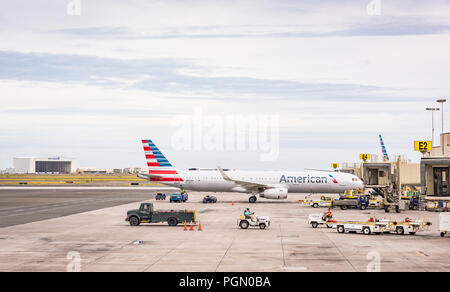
[426,107,439,146]
[437,99,446,155]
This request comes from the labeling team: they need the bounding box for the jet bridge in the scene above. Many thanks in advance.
[421,158,450,197]
[420,157,450,211]
[362,161,405,213]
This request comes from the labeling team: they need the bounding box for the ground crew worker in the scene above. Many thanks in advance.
[244,208,255,221]
[323,208,333,221]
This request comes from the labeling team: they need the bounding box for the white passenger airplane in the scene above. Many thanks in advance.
[138,139,364,203]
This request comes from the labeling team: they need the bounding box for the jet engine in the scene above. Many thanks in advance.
[260,188,288,199]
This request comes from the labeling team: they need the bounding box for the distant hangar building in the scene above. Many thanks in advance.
[13,157,75,174]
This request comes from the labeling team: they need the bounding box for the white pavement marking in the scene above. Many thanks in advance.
[281,266,307,271]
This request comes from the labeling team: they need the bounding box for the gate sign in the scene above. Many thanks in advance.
[414,141,432,152]
[360,154,371,161]
[331,163,339,169]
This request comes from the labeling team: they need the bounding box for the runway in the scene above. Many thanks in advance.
[0,188,172,228]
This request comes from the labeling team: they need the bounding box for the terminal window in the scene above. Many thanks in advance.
[434,168,449,196]
[35,161,71,173]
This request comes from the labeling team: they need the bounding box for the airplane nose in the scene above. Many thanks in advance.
[351,178,364,189]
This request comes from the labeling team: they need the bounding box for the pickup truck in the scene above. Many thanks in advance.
[170,192,188,203]
[125,203,196,226]
[333,195,370,210]
[155,192,166,200]
[202,195,217,204]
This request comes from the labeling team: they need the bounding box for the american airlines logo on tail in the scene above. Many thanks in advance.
[142,139,183,182]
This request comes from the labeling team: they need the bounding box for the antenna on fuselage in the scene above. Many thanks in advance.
[304,168,337,172]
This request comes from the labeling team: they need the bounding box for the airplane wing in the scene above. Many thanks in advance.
[217,166,270,191]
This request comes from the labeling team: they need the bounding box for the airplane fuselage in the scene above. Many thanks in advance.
[172,170,363,194]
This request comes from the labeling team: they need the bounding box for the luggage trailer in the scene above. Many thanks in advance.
[386,219,432,235]
[333,219,432,235]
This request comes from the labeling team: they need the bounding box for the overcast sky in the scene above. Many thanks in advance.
[1,0,450,170]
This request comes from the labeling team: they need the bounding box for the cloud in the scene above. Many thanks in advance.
[0,50,188,84]
[338,18,450,37]
[0,50,414,102]
[0,1,448,170]
[48,16,450,40]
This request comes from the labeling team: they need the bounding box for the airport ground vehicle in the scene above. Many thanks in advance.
[238,215,270,229]
[202,195,217,203]
[308,214,336,228]
[383,201,401,213]
[334,218,431,235]
[409,195,420,210]
[440,213,450,237]
[399,192,420,210]
[155,192,166,200]
[300,195,333,208]
[426,200,450,212]
[335,220,389,235]
[125,203,196,226]
[387,218,432,235]
[170,192,188,203]
[333,195,370,210]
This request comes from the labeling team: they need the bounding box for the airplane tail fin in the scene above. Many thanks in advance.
[379,134,390,161]
[141,139,183,183]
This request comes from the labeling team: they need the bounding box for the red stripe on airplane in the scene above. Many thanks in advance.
[147,162,159,167]
[150,177,184,182]
[149,170,178,174]
[143,146,151,151]
[146,154,156,159]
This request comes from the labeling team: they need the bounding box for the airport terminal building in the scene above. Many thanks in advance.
[13,157,75,174]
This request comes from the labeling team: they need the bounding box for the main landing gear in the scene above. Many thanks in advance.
[249,195,257,203]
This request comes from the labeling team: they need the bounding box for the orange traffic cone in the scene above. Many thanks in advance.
[189,221,194,231]
[232,201,235,206]
[198,221,202,231]
[184,221,187,231]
